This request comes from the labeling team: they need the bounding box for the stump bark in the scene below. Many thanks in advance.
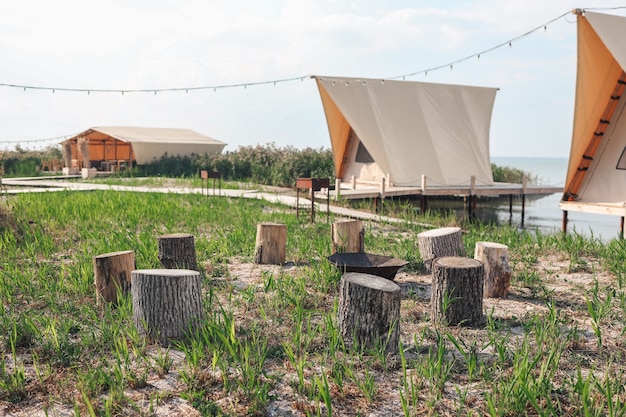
[131,269,203,345]
[93,250,135,305]
[158,233,197,271]
[338,272,401,354]
[332,220,365,254]
[254,223,287,265]
[418,227,465,272]
[474,241,511,298]
[430,256,484,327]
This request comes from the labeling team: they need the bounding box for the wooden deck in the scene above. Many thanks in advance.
[325,182,563,200]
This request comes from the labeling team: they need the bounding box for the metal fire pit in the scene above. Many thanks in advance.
[327,252,408,280]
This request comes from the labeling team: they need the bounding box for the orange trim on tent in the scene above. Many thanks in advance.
[563,13,625,201]
[316,79,352,178]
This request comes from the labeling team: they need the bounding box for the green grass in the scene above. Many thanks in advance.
[2,188,626,415]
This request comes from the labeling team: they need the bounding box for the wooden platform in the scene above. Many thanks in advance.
[326,182,563,200]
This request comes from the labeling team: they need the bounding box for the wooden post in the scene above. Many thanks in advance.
[338,272,400,354]
[332,220,364,254]
[131,269,203,346]
[417,227,465,273]
[335,178,341,200]
[562,210,568,233]
[255,223,287,265]
[93,250,135,305]
[431,257,484,327]
[158,233,197,271]
[474,242,511,298]
[521,175,528,227]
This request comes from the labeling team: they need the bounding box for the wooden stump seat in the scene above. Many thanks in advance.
[131,269,203,346]
[338,272,401,354]
[332,219,365,254]
[430,256,484,327]
[93,250,135,305]
[158,233,197,271]
[254,223,287,265]
[474,241,511,298]
[417,227,465,272]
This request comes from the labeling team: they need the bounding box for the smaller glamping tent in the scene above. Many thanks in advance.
[313,76,498,187]
[560,10,626,231]
[61,126,226,171]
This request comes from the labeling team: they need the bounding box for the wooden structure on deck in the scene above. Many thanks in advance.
[60,126,226,171]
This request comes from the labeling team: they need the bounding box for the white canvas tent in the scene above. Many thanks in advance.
[314,76,498,187]
[61,126,227,169]
[561,10,626,223]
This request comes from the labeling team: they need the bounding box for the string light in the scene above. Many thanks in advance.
[387,9,574,81]
[3,8,625,94]
[0,132,78,146]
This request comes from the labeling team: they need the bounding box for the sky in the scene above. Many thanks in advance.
[2,1,626,157]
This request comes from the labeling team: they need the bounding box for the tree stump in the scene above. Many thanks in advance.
[474,242,511,298]
[158,233,197,271]
[418,227,465,272]
[131,269,203,346]
[331,220,365,254]
[430,257,484,327]
[254,223,287,265]
[338,272,401,354]
[93,250,135,305]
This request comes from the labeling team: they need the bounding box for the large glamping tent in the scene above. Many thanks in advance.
[313,76,498,187]
[61,126,227,171]
[560,10,626,231]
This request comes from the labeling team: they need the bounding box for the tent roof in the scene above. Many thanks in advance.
[62,126,227,165]
[314,75,498,187]
[67,126,227,146]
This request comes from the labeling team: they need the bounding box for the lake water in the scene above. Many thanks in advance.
[435,157,623,242]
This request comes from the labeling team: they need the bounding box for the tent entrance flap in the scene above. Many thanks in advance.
[342,129,385,184]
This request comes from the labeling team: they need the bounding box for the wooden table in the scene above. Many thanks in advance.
[296,178,330,223]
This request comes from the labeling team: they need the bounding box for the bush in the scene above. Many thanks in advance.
[1,145,63,177]
[491,163,535,184]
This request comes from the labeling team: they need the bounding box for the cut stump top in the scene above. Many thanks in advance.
[475,241,508,249]
[433,257,483,269]
[343,272,400,293]
[417,227,461,238]
[159,233,194,239]
[94,250,134,259]
[132,269,200,277]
